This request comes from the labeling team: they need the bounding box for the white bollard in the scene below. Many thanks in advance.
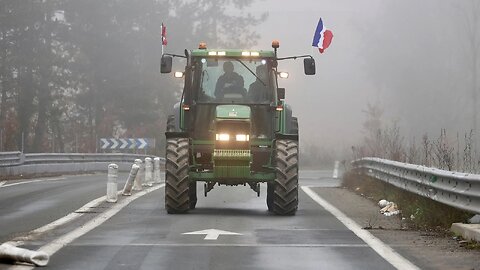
[144,157,153,187]
[332,160,340,179]
[153,157,161,184]
[122,164,140,196]
[0,243,49,266]
[132,159,143,191]
[106,163,118,203]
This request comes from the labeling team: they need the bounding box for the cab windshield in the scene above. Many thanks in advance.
[194,57,275,104]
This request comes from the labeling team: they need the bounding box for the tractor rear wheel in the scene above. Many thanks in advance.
[272,139,299,215]
[165,138,190,214]
[266,183,274,211]
[189,182,197,209]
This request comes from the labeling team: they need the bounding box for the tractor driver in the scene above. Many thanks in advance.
[248,64,269,102]
[214,61,246,99]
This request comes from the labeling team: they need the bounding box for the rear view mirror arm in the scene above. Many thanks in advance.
[163,53,187,59]
[276,55,313,61]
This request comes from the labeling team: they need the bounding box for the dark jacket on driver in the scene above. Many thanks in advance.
[214,72,245,98]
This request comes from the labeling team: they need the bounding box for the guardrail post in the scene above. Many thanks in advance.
[132,159,143,191]
[122,164,140,196]
[106,163,118,203]
[144,157,153,187]
[153,157,161,183]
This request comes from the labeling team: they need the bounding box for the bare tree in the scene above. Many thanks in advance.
[454,0,480,156]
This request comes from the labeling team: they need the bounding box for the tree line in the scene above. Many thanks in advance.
[0,0,266,153]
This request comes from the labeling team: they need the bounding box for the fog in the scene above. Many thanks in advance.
[0,0,478,165]
[248,0,479,160]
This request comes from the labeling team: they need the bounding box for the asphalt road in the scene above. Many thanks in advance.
[0,170,403,270]
[0,174,116,242]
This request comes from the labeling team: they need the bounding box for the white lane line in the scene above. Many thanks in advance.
[301,186,420,270]
[1,177,66,188]
[63,243,370,247]
[0,181,6,187]
[11,195,108,243]
[40,184,164,254]
[10,184,164,270]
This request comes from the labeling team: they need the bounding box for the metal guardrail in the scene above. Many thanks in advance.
[0,152,24,166]
[0,152,165,177]
[352,157,480,214]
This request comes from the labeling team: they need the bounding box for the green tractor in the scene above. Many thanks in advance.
[161,41,315,215]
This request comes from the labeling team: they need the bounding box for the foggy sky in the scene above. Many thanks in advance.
[245,0,479,157]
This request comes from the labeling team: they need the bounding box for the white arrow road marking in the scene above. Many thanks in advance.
[137,138,148,149]
[120,139,128,149]
[100,138,109,149]
[183,229,243,240]
[0,181,6,187]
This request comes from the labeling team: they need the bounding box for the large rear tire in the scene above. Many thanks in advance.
[266,183,274,212]
[165,138,190,214]
[272,139,299,215]
[189,182,197,209]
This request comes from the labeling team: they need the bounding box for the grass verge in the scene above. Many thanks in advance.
[342,170,474,231]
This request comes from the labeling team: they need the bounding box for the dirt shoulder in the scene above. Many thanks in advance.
[311,187,480,270]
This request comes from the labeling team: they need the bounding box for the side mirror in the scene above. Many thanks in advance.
[160,55,173,73]
[277,88,285,100]
[303,58,316,75]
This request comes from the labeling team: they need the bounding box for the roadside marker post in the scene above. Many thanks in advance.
[106,164,119,203]
[153,157,161,183]
[132,159,143,191]
[144,157,153,187]
[122,164,140,196]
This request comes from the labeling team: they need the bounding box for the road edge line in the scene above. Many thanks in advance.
[301,186,420,270]
[1,177,67,189]
[38,184,164,256]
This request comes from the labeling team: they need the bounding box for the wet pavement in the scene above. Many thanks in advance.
[0,170,400,269]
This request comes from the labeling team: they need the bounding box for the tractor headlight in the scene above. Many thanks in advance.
[216,133,230,141]
[235,134,249,142]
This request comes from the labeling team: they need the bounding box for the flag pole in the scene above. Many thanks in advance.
[161,23,164,56]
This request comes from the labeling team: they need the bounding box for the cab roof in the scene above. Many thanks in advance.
[191,49,275,58]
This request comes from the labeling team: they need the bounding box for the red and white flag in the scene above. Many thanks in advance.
[161,23,167,46]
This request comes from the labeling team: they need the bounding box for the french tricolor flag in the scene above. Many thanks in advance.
[312,18,333,54]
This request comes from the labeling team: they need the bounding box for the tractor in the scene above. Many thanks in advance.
[161,41,315,215]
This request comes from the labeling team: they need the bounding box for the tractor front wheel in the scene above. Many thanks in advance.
[165,138,190,214]
[271,139,299,215]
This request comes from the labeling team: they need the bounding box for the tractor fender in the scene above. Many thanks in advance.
[168,102,181,132]
[284,103,294,134]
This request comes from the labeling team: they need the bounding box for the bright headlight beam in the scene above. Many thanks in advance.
[174,71,184,78]
[236,134,249,141]
[278,72,289,79]
[216,134,230,141]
